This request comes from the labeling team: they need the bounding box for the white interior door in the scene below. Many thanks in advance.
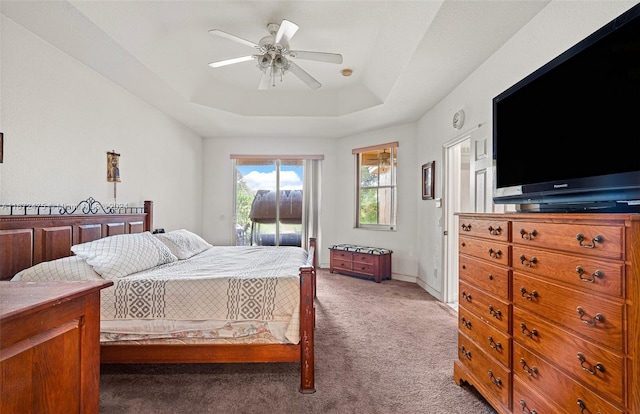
[443,124,497,305]
[443,136,471,305]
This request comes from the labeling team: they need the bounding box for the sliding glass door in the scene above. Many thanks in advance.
[234,158,304,246]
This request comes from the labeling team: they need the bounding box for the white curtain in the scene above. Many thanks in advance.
[301,159,321,251]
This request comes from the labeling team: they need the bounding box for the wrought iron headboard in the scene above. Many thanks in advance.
[0,197,145,216]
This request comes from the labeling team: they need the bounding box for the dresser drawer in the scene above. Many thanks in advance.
[459,236,510,266]
[511,221,624,260]
[459,217,510,242]
[514,342,624,411]
[513,307,624,404]
[513,272,623,351]
[457,331,511,408]
[459,255,510,301]
[459,281,510,333]
[353,253,375,264]
[513,246,624,298]
[459,306,511,367]
[513,375,565,414]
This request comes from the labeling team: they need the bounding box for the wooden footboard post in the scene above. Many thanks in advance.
[299,264,316,393]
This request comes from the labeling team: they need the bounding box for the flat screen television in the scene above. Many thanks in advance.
[492,3,640,213]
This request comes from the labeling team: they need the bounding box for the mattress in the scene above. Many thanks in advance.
[13,243,309,344]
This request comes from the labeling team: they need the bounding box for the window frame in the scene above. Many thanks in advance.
[230,154,323,247]
[353,142,398,231]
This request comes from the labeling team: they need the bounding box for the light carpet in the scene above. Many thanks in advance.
[100,269,496,413]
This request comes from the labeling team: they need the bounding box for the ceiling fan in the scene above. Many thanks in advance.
[208,19,343,90]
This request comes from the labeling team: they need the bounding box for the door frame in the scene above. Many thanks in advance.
[442,135,471,304]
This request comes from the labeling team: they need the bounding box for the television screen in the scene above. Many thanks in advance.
[492,3,640,212]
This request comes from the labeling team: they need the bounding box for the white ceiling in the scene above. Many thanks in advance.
[1,0,549,139]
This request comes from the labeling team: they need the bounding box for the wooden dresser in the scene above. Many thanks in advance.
[453,212,639,414]
[329,244,392,283]
[0,280,113,414]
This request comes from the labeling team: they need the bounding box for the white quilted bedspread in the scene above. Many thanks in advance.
[99,245,308,343]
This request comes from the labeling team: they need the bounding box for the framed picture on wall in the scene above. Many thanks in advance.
[422,161,434,200]
[107,151,121,182]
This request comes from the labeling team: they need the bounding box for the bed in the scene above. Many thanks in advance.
[0,198,317,393]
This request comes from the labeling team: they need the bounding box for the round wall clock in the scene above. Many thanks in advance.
[453,109,465,130]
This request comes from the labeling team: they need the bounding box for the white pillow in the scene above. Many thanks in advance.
[12,256,102,282]
[154,229,212,260]
[71,232,177,279]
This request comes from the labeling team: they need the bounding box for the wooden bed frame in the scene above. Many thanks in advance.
[0,198,317,393]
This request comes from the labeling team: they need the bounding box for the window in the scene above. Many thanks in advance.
[353,142,397,230]
[231,155,322,248]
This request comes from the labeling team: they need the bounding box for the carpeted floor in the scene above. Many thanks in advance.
[100,269,497,413]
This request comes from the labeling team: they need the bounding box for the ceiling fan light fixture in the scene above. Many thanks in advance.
[258,54,272,68]
[274,54,288,69]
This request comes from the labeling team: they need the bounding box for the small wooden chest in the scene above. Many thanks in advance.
[328,244,392,283]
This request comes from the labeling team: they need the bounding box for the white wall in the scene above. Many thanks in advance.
[0,16,203,233]
[415,0,637,300]
[200,125,418,279]
[201,137,338,267]
[334,123,418,281]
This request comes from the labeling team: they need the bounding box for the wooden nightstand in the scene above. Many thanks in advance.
[329,244,392,283]
[1,280,113,414]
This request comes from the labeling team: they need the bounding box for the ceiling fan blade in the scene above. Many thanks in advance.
[274,19,299,44]
[209,55,255,68]
[287,61,321,90]
[209,29,259,49]
[258,67,272,90]
[289,50,343,64]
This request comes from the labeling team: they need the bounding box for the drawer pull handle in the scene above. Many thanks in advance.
[519,255,538,267]
[520,229,537,240]
[576,306,605,326]
[461,224,472,231]
[576,266,604,283]
[488,336,502,351]
[520,358,538,377]
[487,370,502,388]
[577,353,606,375]
[576,398,601,414]
[520,322,538,338]
[488,305,502,319]
[461,291,472,302]
[488,248,502,259]
[487,273,494,281]
[520,286,539,301]
[488,225,502,235]
[520,399,538,414]
[459,345,471,359]
[460,316,472,329]
[576,233,604,248]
